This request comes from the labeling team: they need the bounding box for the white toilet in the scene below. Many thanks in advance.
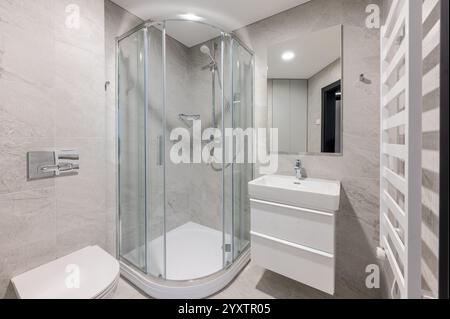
[11,246,120,299]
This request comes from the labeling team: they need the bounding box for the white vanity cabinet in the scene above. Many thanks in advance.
[249,175,341,295]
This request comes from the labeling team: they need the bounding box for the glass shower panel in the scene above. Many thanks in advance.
[222,35,234,267]
[146,25,166,279]
[118,29,147,272]
[231,39,254,260]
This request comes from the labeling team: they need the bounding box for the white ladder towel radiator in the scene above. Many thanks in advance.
[380,0,423,299]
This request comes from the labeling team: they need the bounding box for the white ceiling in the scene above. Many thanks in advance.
[111,0,311,47]
[268,25,341,79]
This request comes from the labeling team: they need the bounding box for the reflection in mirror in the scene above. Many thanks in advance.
[267,25,343,155]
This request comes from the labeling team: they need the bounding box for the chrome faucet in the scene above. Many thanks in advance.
[295,160,303,180]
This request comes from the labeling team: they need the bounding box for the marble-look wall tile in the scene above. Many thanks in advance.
[54,138,107,257]
[0,1,55,140]
[0,138,55,195]
[0,0,106,298]
[53,41,105,138]
[0,188,57,252]
[0,0,55,88]
[53,0,106,56]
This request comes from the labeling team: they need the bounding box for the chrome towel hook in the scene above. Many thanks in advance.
[360,73,372,84]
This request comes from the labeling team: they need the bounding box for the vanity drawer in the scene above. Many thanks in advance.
[250,199,335,254]
[251,232,335,295]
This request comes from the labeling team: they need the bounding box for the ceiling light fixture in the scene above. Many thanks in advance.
[178,13,204,21]
[281,51,295,61]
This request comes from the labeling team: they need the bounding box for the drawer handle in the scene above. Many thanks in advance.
[250,199,335,217]
[251,231,334,259]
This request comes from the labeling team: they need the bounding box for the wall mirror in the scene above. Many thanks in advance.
[268,25,343,155]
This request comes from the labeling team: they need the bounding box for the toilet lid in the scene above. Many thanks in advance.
[11,246,120,299]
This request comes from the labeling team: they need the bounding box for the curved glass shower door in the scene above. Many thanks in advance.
[118,28,147,272]
[118,25,165,278]
[118,20,254,286]
[164,21,226,281]
[231,39,254,260]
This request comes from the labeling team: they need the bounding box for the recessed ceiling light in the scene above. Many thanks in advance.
[178,13,204,21]
[282,51,295,61]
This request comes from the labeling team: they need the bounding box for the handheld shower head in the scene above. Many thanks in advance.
[200,45,216,65]
[200,45,211,56]
[201,43,223,89]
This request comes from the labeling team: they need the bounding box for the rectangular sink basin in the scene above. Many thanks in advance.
[249,175,341,212]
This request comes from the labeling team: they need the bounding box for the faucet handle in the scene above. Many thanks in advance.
[295,160,303,180]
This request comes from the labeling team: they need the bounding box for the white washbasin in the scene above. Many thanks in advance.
[249,175,341,212]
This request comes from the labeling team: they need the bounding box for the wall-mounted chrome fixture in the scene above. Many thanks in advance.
[179,113,201,121]
[359,73,372,84]
[294,159,304,180]
[27,150,80,181]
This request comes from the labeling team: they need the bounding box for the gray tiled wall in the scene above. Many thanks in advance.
[0,0,106,298]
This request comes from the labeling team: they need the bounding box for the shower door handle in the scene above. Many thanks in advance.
[157,135,163,166]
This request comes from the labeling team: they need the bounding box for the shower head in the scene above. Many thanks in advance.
[201,44,223,90]
[200,45,216,65]
[200,45,211,56]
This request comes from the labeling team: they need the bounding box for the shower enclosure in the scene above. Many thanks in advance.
[116,20,254,298]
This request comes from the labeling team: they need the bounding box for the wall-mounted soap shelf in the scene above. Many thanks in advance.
[27,150,80,181]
